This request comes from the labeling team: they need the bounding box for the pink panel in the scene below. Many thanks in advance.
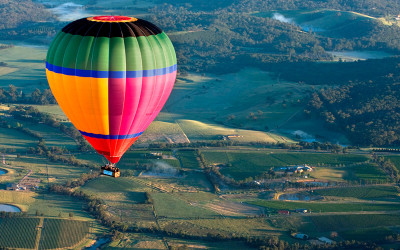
[138,71,177,132]
[118,77,143,134]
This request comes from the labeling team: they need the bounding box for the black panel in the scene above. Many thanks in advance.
[61,17,163,37]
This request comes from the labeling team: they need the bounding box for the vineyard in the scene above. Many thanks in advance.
[176,150,201,169]
[0,217,90,249]
[39,219,90,249]
[0,218,40,249]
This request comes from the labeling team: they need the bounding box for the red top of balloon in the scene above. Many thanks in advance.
[88,16,137,22]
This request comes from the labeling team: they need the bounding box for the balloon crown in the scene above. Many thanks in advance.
[87,16,137,22]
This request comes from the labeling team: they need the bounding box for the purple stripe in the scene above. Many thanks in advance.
[46,62,177,78]
[80,130,143,139]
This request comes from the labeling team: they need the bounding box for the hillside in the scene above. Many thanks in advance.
[0,0,54,29]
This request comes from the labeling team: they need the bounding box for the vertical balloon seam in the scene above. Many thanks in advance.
[106,22,113,158]
[140,29,171,132]
[115,23,132,158]
[88,22,108,137]
[141,32,176,132]
[111,22,126,159]
[134,23,158,132]
[116,23,143,157]
[58,34,81,130]
[91,22,111,157]
[71,35,94,134]
[119,22,156,153]
[81,21,104,135]
[117,22,147,155]
[121,23,152,154]
[123,22,148,133]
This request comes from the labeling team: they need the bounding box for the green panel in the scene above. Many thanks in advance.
[124,37,142,71]
[136,36,155,71]
[89,37,110,71]
[46,31,64,64]
[146,35,166,69]
[109,37,126,71]
[75,36,95,70]
[62,35,84,69]
[159,32,177,66]
[53,33,74,67]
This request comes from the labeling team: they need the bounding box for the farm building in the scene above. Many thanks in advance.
[318,237,333,244]
[276,164,314,173]
[145,152,163,159]
[293,233,309,240]
[278,210,290,215]
[295,208,308,213]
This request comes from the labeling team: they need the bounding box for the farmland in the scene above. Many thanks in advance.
[201,150,369,180]
[0,217,90,249]
[1,1,400,249]
[39,219,90,249]
[0,218,39,249]
[248,200,400,213]
[314,185,399,199]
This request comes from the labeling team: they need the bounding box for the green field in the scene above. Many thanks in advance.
[176,150,201,169]
[348,163,389,181]
[248,200,400,213]
[315,186,399,199]
[0,126,38,152]
[39,219,90,249]
[0,44,47,92]
[151,193,219,219]
[339,227,395,242]
[0,217,40,249]
[310,214,400,231]
[202,150,368,180]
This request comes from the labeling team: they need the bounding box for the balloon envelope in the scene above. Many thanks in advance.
[46,16,177,163]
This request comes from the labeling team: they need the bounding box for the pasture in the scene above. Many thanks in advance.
[0,126,38,152]
[151,193,219,219]
[201,150,368,180]
[248,200,400,213]
[165,68,312,142]
[0,44,47,92]
[314,185,399,199]
[310,214,400,232]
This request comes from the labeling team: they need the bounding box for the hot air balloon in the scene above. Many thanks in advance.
[45,16,177,176]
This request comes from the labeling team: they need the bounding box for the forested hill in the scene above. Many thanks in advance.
[0,0,54,29]
[306,58,400,147]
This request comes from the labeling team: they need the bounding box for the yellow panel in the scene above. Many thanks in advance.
[46,70,109,135]
[75,76,109,135]
[46,70,84,131]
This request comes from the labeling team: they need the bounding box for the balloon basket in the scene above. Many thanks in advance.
[101,165,120,178]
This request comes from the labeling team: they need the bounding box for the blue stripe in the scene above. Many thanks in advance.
[46,62,177,78]
[79,130,143,139]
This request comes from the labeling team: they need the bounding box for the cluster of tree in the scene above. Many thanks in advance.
[0,0,54,30]
[0,85,56,104]
[27,140,96,169]
[306,65,400,146]
[372,155,399,182]
[154,0,400,17]
[148,2,400,76]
